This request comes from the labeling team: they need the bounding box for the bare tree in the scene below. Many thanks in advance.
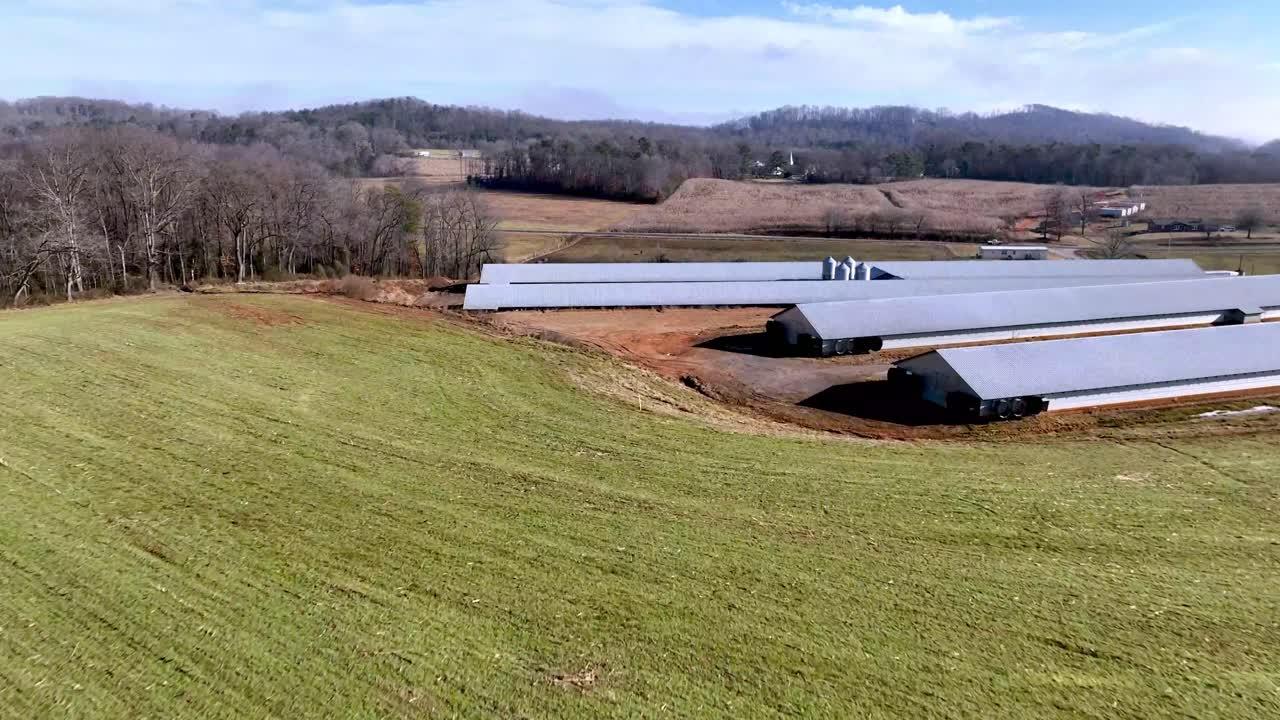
[1042,190,1071,241]
[420,189,497,280]
[822,206,844,237]
[1235,206,1265,240]
[1092,229,1136,259]
[1076,190,1097,235]
[23,133,96,301]
[107,128,202,290]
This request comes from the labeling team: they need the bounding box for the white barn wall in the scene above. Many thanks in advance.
[877,312,1231,350]
[1045,372,1280,411]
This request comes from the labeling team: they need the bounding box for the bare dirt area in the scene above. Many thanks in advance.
[484,306,1280,442]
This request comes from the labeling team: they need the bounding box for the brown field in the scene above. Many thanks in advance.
[615,178,1103,237]
[882,178,1104,220]
[537,234,977,263]
[1135,183,1280,222]
[399,155,472,184]
[351,185,641,232]
[615,179,895,233]
[616,178,1280,239]
[479,191,644,232]
[498,232,576,263]
[488,307,1280,441]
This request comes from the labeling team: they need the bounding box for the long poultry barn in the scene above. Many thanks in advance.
[890,323,1280,420]
[476,258,1205,284]
[770,274,1280,356]
[464,276,1211,311]
[463,259,1209,310]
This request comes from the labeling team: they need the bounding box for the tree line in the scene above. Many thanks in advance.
[0,126,497,307]
[7,97,1280,204]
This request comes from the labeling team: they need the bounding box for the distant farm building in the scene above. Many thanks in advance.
[1095,201,1147,219]
[1148,219,1225,233]
[890,323,1280,420]
[768,274,1279,356]
[978,245,1048,260]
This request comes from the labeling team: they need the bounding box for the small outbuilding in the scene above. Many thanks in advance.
[889,323,1280,421]
[978,245,1049,260]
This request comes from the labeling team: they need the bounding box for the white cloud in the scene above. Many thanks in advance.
[784,2,1011,34]
[0,0,1276,142]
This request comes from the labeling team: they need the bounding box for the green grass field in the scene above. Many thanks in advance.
[2,296,1278,718]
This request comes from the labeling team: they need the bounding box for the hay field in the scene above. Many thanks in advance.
[480,192,643,232]
[617,179,896,233]
[616,178,1280,238]
[3,295,1279,718]
[616,178,1072,236]
[1135,184,1280,222]
[400,155,470,184]
[884,179,1103,220]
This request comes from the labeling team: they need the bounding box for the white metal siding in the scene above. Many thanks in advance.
[464,276,1208,310]
[1046,372,1280,411]
[878,312,1229,350]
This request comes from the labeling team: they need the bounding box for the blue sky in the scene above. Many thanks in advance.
[3,1,1278,141]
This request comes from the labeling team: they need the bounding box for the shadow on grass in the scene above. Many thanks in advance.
[800,380,960,427]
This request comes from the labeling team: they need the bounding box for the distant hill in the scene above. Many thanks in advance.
[1,96,1251,153]
[5,96,1279,197]
[717,104,1246,154]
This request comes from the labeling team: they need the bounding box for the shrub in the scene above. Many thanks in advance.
[338,275,376,300]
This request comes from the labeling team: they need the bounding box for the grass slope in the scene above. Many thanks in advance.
[1,296,1278,719]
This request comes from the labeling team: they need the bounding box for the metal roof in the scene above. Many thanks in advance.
[479,261,824,284]
[464,276,1209,310]
[478,258,1204,284]
[784,275,1280,340]
[870,258,1203,280]
[900,323,1280,400]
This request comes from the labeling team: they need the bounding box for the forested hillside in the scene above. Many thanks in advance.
[0,125,497,306]
[5,97,1280,203]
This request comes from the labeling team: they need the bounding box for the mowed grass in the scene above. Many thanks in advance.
[2,296,1279,718]
[543,235,975,262]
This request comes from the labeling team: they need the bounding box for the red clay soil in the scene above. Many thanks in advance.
[486,307,1280,441]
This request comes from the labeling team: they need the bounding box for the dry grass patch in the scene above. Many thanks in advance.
[617,179,894,234]
[1135,184,1280,223]
[617,178,1091,237]
[479,191,645,232]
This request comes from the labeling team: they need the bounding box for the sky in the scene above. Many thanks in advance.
[3,0,1279,142]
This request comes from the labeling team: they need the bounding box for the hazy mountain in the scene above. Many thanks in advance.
[5,96,1278,197]
[1,96,1252,153]
[718,104,1247,153]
